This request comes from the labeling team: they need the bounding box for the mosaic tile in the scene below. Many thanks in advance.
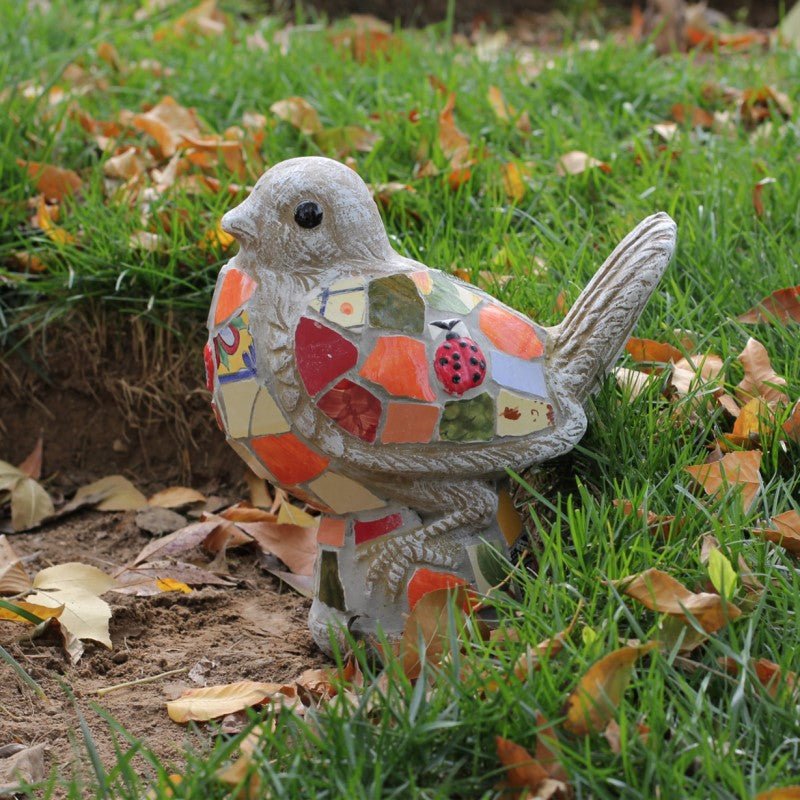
[203,342,215,392]
[368,274,425,334]
[354,512,403,545]
[433,326,487,396]
[466,542,509,594]
[227,438,275,482]
[496,488,523,546]
[216,313,257,381]
[359,336,436,402]
[439,393,495,442]
[479,304,543,360]
[316,379,381,442]
[219,379,259,439]
[250,432,329,485]
[381,402,439,444]
[317,517,346,547]
[307,472,387,514]
[318,550,346,612]
[213,266,257,327]
[211,402,224,432]
[407,568,468,611]
[309,277,366,328]
[496,389,554,437]
[295,317,358,396]
[409,270,433,295]
[490,350,548,396]
[426,271,480,314]
[249,387,291,436]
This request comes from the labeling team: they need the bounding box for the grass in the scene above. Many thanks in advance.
[2,1,800,798]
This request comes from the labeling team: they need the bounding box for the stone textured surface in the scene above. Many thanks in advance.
[206,156,677,653]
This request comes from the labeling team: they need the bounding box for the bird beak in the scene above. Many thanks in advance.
[221,202,256,245]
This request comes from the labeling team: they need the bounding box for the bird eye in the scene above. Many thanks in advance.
[294,200,323,229]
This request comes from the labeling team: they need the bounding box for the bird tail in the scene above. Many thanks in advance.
[547,212,677,401]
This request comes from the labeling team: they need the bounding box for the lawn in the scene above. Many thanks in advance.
[1,1,799,798]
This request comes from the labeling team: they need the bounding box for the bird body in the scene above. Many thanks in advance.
[206,157,676,652]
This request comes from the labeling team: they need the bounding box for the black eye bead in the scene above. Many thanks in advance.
[294,201,323,229]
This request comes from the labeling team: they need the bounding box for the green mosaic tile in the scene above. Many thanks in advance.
[439,392,495,442]
[368,274,425,334]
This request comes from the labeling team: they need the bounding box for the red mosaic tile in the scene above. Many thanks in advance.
[295,317,358,396]
[359,336,436,401]
[214,267,257,326]
[250,432,329,485]
[354,512,403,545]
[317,379,381,442]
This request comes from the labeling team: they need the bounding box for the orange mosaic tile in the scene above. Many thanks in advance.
[214,267,257,326]
[381,402,440,444]
[479,304,543,360]
[317,517,346,547]
[250,432,329,485]
[359,336,436,402]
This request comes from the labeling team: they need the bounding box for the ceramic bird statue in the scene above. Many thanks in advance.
[205,156,676,653]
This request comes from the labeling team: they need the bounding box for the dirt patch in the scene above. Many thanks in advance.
[0,501,326,786]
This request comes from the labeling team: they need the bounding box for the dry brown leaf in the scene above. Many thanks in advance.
[684,450,762,513]
[563,643,657,736]
[613,500,679,539]
[0,535,31,595]
[616,568,741,633]
[738,286,800,325]
[0,743,47,794]
[719,656,797,698]
[167,680,298,723]
[736,338,789,405]
[155,577,192,594]
[270,97,323,136]
[17,160,82,201]
[314,126,379,157]
[244,469,273,508]
[752,510,800,556]
[625,337,683,364]
[113,560,236,596]
[9,251,46,273]
[671,104,714,128]
[495,737,549,793]
[755,787,800,800]
[556,151,610,176]
[752,177,776,218]
[438,92,471,170]
[73,475,147,511]
[234,519,317,576]
[147,486,206,509]
[783,401,800,444]
[8,473,54,532]
[103,147,146,180]
[133,519,226,564]
[158,0,229,39]
[133,96,203,158]
[670,353,723,396]
[17,436,43,480]
[614,367,656,400]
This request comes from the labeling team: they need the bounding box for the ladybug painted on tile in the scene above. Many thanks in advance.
[432,320,486,396]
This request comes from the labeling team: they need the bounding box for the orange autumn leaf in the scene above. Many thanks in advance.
[671,103,714,128]
[738,285,800,325]
[563,643,657,735]
[438,92,471,170]
[495,737,549,791]
[625,337,683,364]
[721,398,772,450]
[36,197,76,245]
[615,568,741,633]
[556,151,610,176]
[752,510,800,556]
[501,162,531,203]
[755,788,800,800]
[736,338,789,405]
[719,656,797,698]
[270,96,323,136]
[133,96,203,158]
[613,499,679,539]
[18,160,82,201]
[685,450,762,513]
[784,401,800,444]
[752,177,776,218]
[670,353,724,396]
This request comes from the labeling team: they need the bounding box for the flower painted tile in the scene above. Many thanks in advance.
[317,517,346,547]
[439,393,495,442]
[295,317,358,396]
[368,274,425,334]
[496,389,554,437]
[490,350,548,396]
[381,402,439,444]
[215,313,257,381]
[354,512,403,545]
[318,550,346,611]
[212,266,257,327]
[249,387,291,436]
[309,277,366,328]
[219,380,259,439]
[479,304,543,360]
[307,472,386,514]
[250,432,329,485]
[359,336,436,402]
[316,379,381,442]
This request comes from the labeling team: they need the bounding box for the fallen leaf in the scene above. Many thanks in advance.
[0,599,64,624]
[783,402,800,444]
[147,486,206,509]
[671,104,714,128]
[719,657,797,699]
[34,562,116,595]
[276,502,316,528]
[133,519,228,564]
[0,535,31,594]
[270,97,323,136]
[133,96,203,158]
[670,353,724,396]
[613,499,679,539]
[161,0,229,39]
[438,92,471,170]
[167,680,298,723]
[10,476,54,532]
[755,788,800,800]
[556,151,610,176]
[156,577,192,594]
[103,147,146,180]
[752,510,800,556]
[684,450,762,513]
[0,743,47,795]
[35,196,76,245]
[736,338,789,405]
[563,643,657,735]
[73,475,147,511]
[707,548,738,599]
[615,568,741,632]
[314,125,379,157]
[739,285,800,324]
[625,337,683,364]
[235,519,318,576]
[113,560,235,596]
[752,177,776,218]
[135,507,187,536]
[17,436,43,480]
[502,162,530,202]
[614,367,656,399]
[17,160,82,201]
[495,736,549,793]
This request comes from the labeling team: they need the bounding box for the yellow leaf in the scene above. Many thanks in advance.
[132,96,203,158]
[10,476,54,532]
[73,475,147,511]
[276,502,316,527]
[156,577,192,594]
[167,680,297,723]
[147,486,206,508]
[0,600,64,624]
[36,197,76,245]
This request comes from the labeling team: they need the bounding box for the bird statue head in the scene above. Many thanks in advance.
[221,157,394,276]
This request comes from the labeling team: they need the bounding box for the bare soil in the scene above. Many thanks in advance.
[0,326,327,786]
